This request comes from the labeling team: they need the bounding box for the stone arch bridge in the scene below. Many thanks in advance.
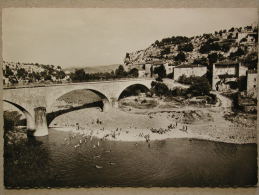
[3,79,153,137]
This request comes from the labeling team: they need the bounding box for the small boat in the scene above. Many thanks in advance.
[97,141,100,147]
[95,165,103,169]
[94,155,101,158]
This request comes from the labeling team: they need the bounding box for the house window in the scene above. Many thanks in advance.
[254,78,256,81]
[254,85,256,88]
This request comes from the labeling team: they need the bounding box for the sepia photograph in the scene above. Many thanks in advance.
[2,8,258,188]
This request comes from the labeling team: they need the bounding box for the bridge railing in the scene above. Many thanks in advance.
[3,78,154,89]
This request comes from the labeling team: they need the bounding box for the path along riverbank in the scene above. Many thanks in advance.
[49,94,257,144]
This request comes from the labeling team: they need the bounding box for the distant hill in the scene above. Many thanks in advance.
[64,64,121,74]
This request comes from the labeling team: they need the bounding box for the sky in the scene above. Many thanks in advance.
[2,8,258,68]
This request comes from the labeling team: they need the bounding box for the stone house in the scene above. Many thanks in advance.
[212,61,248,91]
[173,64,207,81]
[138,70,146,78]
[164,63,174,75]
[246,69,257,98]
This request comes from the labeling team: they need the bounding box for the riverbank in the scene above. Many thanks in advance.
[49,101,257,144]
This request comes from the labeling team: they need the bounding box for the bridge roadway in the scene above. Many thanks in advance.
[3,78,154,136]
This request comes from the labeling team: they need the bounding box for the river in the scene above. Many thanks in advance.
[4,128,257,188]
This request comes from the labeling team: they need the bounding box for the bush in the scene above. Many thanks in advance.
[151,81,169,96]
[4,111,22,132]
[178,75,201,85]
[128,68,139,78]
[174,52,186,62]
[178,43,194,52]
[171,87,188,96]
[153,65,166,78]
[187,77,211,96]
[167,72,173,79]
[155,77,163,82]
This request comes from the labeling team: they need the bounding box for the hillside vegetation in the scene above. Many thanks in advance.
[124,25,258,70]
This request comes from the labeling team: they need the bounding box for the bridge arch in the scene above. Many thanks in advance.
[116,83,151,101]
[47,88,111,125]
[3,100,35,131]
[47,87,111,111]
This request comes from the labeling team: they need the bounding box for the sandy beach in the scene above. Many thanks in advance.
[49,96,257,144]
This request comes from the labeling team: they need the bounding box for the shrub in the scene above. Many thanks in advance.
[151,81,169,96]
[167,72,173,79]
[4,111,22,132]
[153,65,166,78]
[171,87,188,96]
[178,43,194,52]
[187,77,211,96]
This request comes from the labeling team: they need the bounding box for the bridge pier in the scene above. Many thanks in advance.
[33,107,48,136]
[110,98,119,109]
[102,99,111,112]
[113,101,119,109]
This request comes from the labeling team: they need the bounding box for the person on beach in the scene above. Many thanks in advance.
[76,123,80,130]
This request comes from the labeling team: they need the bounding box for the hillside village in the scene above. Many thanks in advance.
[124,25,258,110]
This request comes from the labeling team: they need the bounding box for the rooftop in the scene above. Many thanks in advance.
[215,61,239,66]
[146,60,164,65]
[174,64,207,69]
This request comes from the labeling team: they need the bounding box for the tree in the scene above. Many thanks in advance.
[208,52,224,65]
[32,71,41,81]
[227,33,233,39]
[153,65,166,78]
[220,43,231,52]
[4,111,22,132]
[229,48,245,59]
[128,68,139,78]
[4,66,14,77]
[178,74,188,84]
[174,52,186,62]
[56,70,66,79]
[187,77,211,96]
[72,69,86,81]
[199,41,221,54]
[161,47,171,56]
[178,43,194,52]
[115,65,127,78]
[17,68,28,79]
[151,81,169,96]
[242,51,258,69]
[229,27,235,32]
[193,57,208,66]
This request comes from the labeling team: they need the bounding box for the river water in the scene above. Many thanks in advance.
[4,128,257,188]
